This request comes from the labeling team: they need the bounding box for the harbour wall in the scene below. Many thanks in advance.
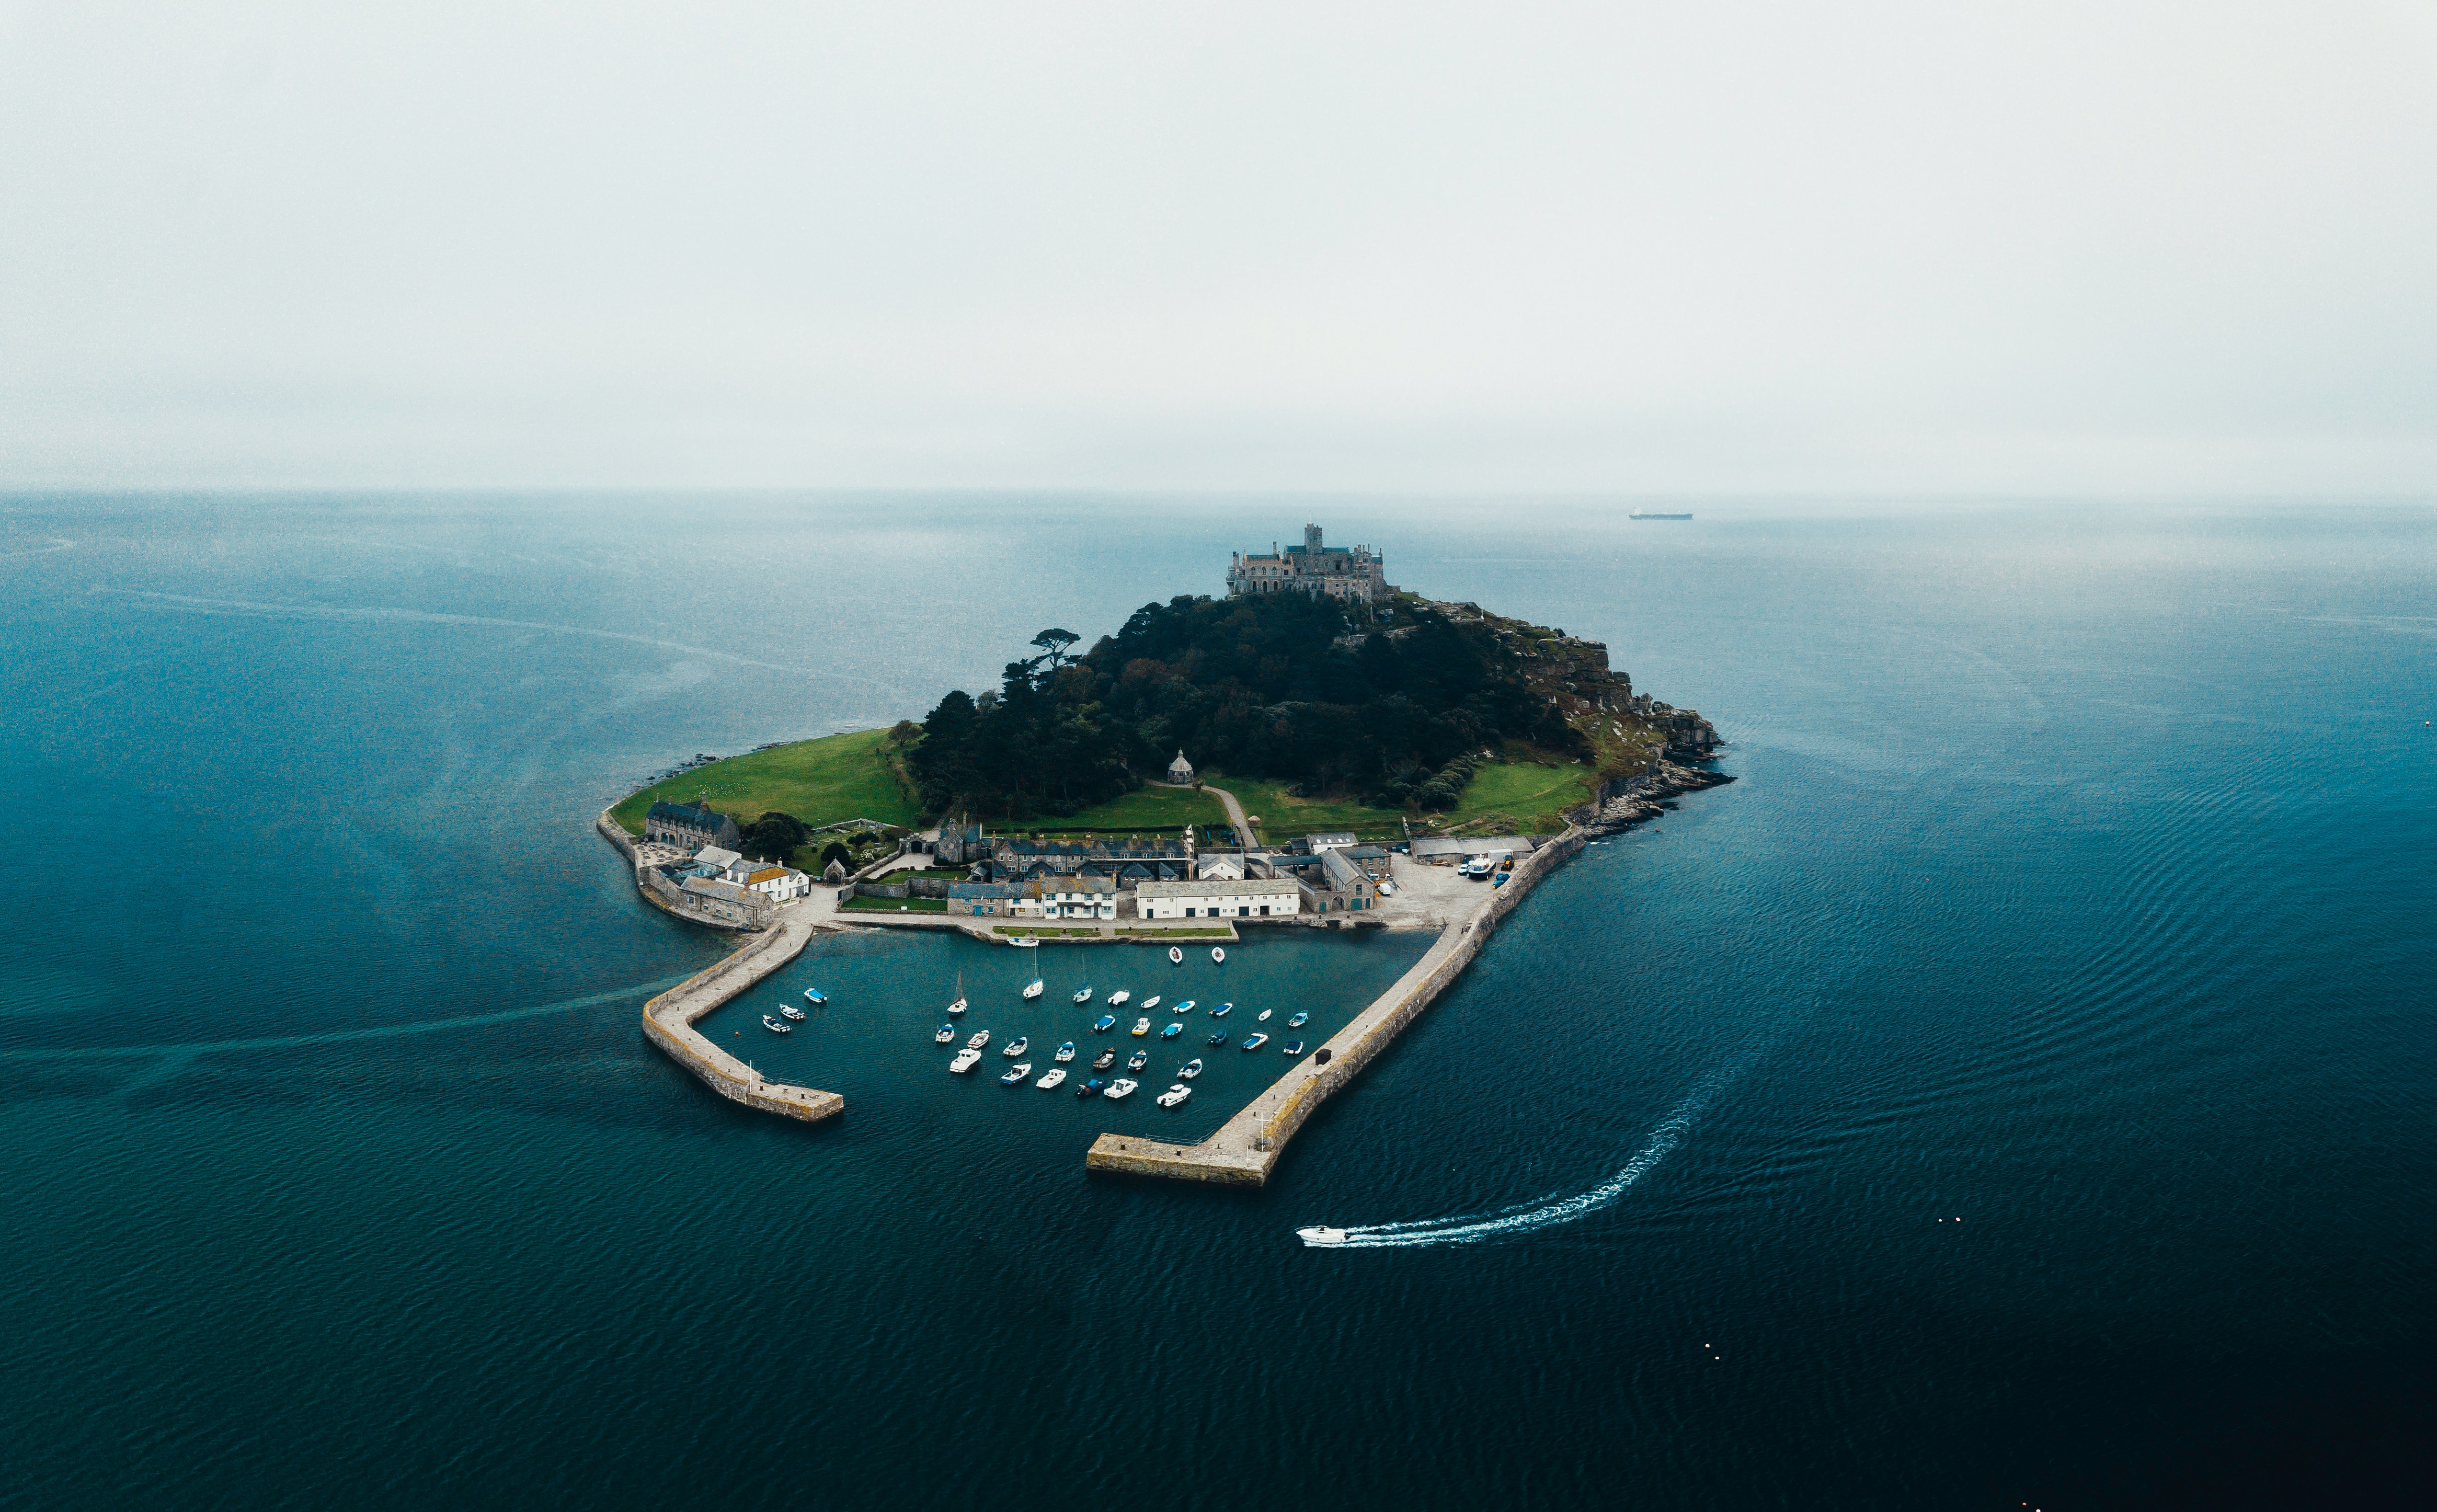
[1086,826,1588,1186]
[638,918,843,1123]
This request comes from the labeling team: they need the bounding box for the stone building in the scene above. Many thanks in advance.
[987,835,1192,883]
[1226,524,1391,603]
[932,819,988,866]
[646,800,740,853]
[1135,878,1302,921]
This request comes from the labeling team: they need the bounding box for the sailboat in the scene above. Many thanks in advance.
[946,973,968,1016]
[1022,978,1045,1000]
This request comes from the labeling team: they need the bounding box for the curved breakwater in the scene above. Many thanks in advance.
[638,919,843,1122]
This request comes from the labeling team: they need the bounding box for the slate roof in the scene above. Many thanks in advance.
[648,800,729,829]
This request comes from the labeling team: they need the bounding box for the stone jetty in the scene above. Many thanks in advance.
[639,918,843,1122]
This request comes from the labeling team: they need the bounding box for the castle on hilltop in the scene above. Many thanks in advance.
[1227,524,1391,604]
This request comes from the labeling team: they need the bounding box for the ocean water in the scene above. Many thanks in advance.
[2,494,2432,1508]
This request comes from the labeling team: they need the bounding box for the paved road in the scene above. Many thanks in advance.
[1147,779,1257,847]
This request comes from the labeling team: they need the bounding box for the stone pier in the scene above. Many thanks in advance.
[639,918,843,1123]
[1086,826,1587,1185]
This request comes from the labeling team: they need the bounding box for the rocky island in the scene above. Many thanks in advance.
[600,525,1729,1172]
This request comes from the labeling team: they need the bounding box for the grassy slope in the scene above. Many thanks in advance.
[1001,783,1229,835]
[609,728,922,834]
[1212,748,1597,842]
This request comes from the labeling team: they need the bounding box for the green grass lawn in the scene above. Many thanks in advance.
[841,895,948,913]
[1200,773,1405,841]
[610,728,921,834]
[1009,783,1228,835]
[1442,758,1598,832]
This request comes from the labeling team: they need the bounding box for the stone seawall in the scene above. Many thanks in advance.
[639,918,843,1123]
[597,808,765,932]
[1086,827,1587,1185]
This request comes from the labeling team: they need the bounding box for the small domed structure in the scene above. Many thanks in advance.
[1166,750,1195,784]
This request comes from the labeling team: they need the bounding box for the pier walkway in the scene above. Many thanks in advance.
[1086,827,1586,1185]
[639,919,843,1123]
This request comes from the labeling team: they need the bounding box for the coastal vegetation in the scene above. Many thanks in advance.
[611,728,922,835]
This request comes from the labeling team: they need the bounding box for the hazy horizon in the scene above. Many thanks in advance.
[5,3,2434,496]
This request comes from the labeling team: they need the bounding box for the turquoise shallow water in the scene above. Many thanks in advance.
[2,494,2433,1508]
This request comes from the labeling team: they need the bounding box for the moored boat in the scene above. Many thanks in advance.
[1174,1000,1195,1014]
[1106,990,1131,1008]
[1257,1009,1272,1021]
[934,1024,955,1043]
[1287,1012,1308,1028]
[1010,935,1039,948]
[1169,946,1183,964]
[1126,1050,1148,1071]
[1281,1040,1305,1056]
[1140,995,1161,1011]
[1093,1048,1117,1070]
[1092,1014,1117,1033]
[1207,1032,1228,1048]
[1038,1068,1067,1090]
[1211,947,1225,963]
[1131,1017,1151,1036]
[803,987,828,1005]
[1072,987,1093,1004]
[1240,1032,1268,1051]
[1210,1003,1232,1017]
[950,1048,982,1073]
[1000,1062,1032,1084]
[1002,1036,1028,1057]
[1159,1022,1183,1039]
[1077,1078,1105,1098]
[1055,1042,1077,1062]
[1156,1083,1192,1108]
[967,1030,991,1050]
[1178,1058,1203,1079]
[780,1004,806,1022]
[1022,979,1045,1000]
[763,1015,792,1034]
[1105,1078,1138,1099]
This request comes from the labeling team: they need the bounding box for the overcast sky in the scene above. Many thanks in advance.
[3,2,2434,494]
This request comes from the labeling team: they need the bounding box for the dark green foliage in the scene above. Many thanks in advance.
[907,594,1584,821]
[818,841,853,872]
[737,810,810,860]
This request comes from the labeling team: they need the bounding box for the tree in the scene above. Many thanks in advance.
[1029,628,1080,671]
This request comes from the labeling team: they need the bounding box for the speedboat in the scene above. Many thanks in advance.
[1000,1062,1032,1084]
[1240,1033,1268,1051]
[1257,1009,1272,1022]
[1207,1032,1228,1048]
[1210,1003,1232,1018]
[1178,1059,1203,1079]
[1131,1017,1151,1037]
[1077,1078,1105,1098]
[950,1048,982,1073]
[1297,1226,1349,1245]
[1106,990,1131,1008]
[1002,1036,1028,1057]
[763,1015,792,1034]
[967,1030,991,1050]
[1038,1068,1067,1090]
[934,1024,955,1043]
[780,1004,806,1022]
[1072,987,1093,1004]
[802,987,827,1005]
[1092,1014,1117,1033]
[1169,946,1183,964]
[1174,1000,1195,1014]
[1105,1078,1138,1099]
[1126,1050,1148,1071]
[1211,947,1225,963]
[1140,996,1161,1011]
[1022,979,1045,1000]
[1281,1040,1305,1056]
[1092,1048,1116,1070]
[1159,1022,1183,1039]
[1010,935,1040,948]
[1055,1042,1077,1062]
[1287,1012,1309,1028]
[1157,1083,1192,1108]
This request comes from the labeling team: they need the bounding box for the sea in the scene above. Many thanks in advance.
[2,494,2431,1509]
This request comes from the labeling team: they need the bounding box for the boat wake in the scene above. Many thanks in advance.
[1297,1057,1750,1250]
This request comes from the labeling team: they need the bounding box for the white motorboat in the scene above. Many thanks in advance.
[1054,1042,1077,1062]
[1105,1078,1138,1100]
[1211,946,1225,963]
[1140,996,1161,1011]
[1037,1068,1067,1090]
[1002,1036,1029,1057]
[1169,946,1184,964]
[1131,1017,1151,1037]
[1010,935,1040,948]
[967,1030,991,1050]
[1107,990,1131,1008]
[1000,1062,1032,1084]
[1177,1058,1203,1079]
[1156,1083,1192,1108]
[780,1004,806,1022]
[1297,1226,1349,1246]
[934,1024,955,1043]
[762,1015,791,1034]
[1073,987,1093,1004]
[1022,979,1044,1000]
[949,1048,982,1073]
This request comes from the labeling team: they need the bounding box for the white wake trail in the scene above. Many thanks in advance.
[1299,1059,1748,1249]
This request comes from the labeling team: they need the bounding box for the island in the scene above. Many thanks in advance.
[597,524,1730,1177]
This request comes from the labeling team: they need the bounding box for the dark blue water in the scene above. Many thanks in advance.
[4,495,2432,1508]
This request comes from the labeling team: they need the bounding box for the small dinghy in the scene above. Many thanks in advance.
[1127,1050,1148,1071]
[1287,1012,1308,1028]
[1000,1062,1032,1084]
[1022,979,1045,1000]
[1037,1068,1067,1090]
[1092,1014,1117,1033]
[1160,1022,1183,1039]
[802,987,827,1005]
[1207,1032,1229,1048]
[1169,946,1184,964]
[1077,1078,1105,1098]
[1055,1042,1077,1062]
[967,1030,991,1050]
[1072,987,1093,1004]
[1010,935,1040,948]
[1104,1078,1138,1100]
[763,1015,792,1034]
[1174,1000,1195,1014]
[950,1048,982,1073]
[1281,1040,1305,1056]
[780,1004,806,1022]
[934,1024,955,1043]
[1092,1048,1117,1070]
[1257,1009,1272,1022]
[1106,990,1131,1008]
[1140,996,1161,1011]
[1240,1033,1269,1051]
[1131,1017,1151,1037]
[1210,1003,1232,1018]
[1178,1058,1203,1079]
[1002,1036,1028,1057]
[1211,947,1226,964]
[1157,1083,1192,1108]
